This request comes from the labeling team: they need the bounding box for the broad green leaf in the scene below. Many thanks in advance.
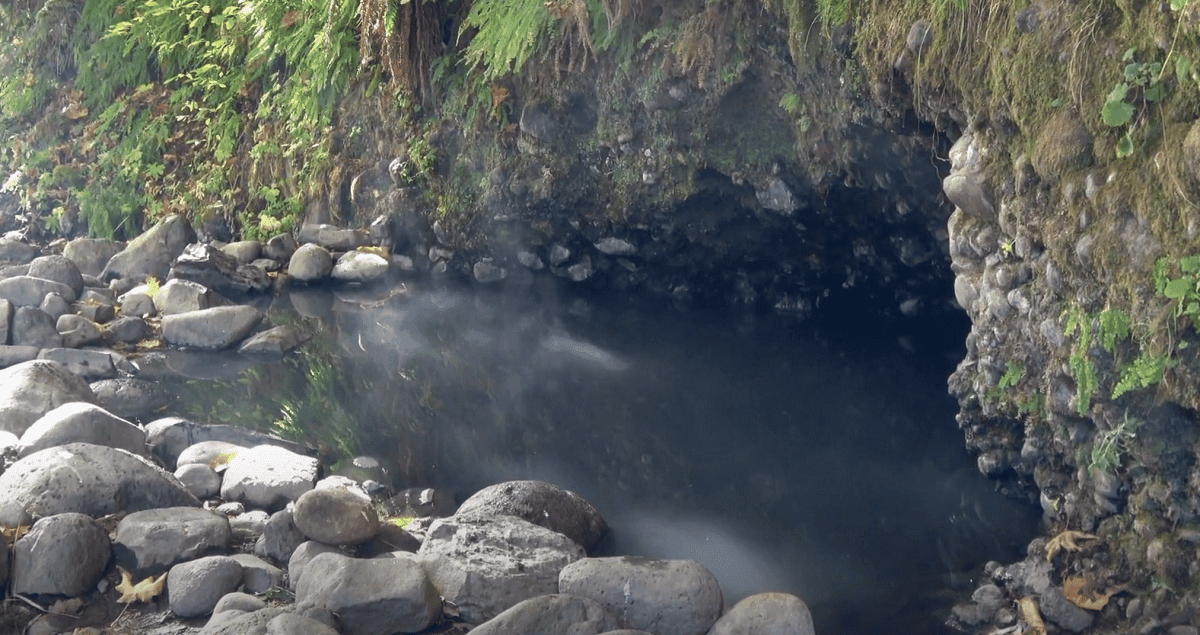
[1177,56,1194,83]
[1116,132,1134,157]
[1145,82,1166,102]
[1164,277,1191,299]
[1103,99,1135,127]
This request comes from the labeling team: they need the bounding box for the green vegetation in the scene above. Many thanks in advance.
[1090,413,1142,474]
[1101,49,1166,158]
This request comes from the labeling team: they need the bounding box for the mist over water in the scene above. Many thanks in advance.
[178,286,1039,634]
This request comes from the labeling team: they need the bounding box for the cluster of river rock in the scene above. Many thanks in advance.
[0,215,816,635]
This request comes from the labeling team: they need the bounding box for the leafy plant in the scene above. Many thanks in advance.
[463,0,561,80]
[1101,49,1166,158]
[1064,306,1099,415]
[779,92,802,115]
[1089,413,1142,474]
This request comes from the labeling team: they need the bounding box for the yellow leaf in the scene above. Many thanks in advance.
[1,524,31,545]
[1063,576,1125,611]
[115,567,166,604]
[1019,597,1047,635]
[1045,530,1100,562]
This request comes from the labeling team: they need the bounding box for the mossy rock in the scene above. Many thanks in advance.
[1183,119,1200,189]
[1032,110,1094,183]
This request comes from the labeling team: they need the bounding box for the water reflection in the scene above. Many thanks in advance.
[171,286,1039,634]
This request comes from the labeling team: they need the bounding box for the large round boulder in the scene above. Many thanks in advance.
[0,360,97,436]
[456,480,609,552]
[17,401,146,458]
[558,557,723,635]
[0,442,200,526]
[294,551,442,635]
[11,513,111,597]
[292,486,380,546]
[708,592,816,635]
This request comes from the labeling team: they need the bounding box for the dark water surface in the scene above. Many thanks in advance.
[174,286,1039,634]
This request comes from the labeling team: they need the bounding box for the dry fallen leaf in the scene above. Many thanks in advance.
[1045,530,1100,562]
[1,524,31,545]
[1019,596,1047,635]
[115,567,166,604]
[1063,576,1125,611]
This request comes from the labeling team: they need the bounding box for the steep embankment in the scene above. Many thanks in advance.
[4,0,1200,631]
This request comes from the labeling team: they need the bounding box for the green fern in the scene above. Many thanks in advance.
[1112,352,1170,400]
[1063,306,1098,415]
[463,0,559,80]
[1098,308,1130,353]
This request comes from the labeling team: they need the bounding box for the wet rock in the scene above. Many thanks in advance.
[294,552,442,635]
[64,237,124,277]
[708,592,816,635]
[1033,110,1094,181]
[954,274,979,311]
[293,486,380,546]
[254,509,307,563]
[288,244,334,282]
[101,214,196,283]
[90,377,175,419]
[38,347,119,380]
[154,278,223,316]
[239,325,309,356]
[297,225,371,251]
[12,306,63,348]
[162,305,263,349]
[473,261,507,283]
[0,360,97,435]
[943,134,996,221]
[0,442,199,526]
[0,275,76,306]
[17,401,145,458]
[28,255,84,298]
[417,513,585,623]
[231,553,284,593]
[1038,585,1094,632]
[0,239,38,265]
[264,233,299,261]
[567,256,594,282]
[595,237,637,256]
[120,291,156,317]
[12,513,111,597]
[470,594,620,635]
[220,240,262,265]
[331,250,389,282]
[456,480,609,552]
[221,445,320,510]
[517,250,544,270]
[756,178,796,213]
[145,417,311,469]
[57,314,102,347]
[176,463,223,499]
[169,555,245,618]
[172,243,272,294]
[559,557,723,635]
[549,244,571,265]
[114,507,232,574]
[103,316,151,344]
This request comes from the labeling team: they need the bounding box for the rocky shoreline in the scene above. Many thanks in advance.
[0,215,816,635]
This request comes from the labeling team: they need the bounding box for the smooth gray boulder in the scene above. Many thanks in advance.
[0,239,38,265]
[231,553,285,594]
[288,244,334,282]
[114,507,232,574]
[101,214,196,283]
[63,237,123,277]
[331,251,389,282]
[0,359,96,435]
[201,608,287,635]
[11,305,62,348]
[17,401,146,458]
[0,344,39,368]
[119,291,156,317]
[90,377,175,419]
[0,442,200,526]
[28,255,84,298]
[145,417,310,469]
[288,541,342,591]
[154,278,221,316]
[57,314,102,347]
[457,480,609,552]
[37,347,119,380]
[708,592,816,635]
[559,557,723,635]
[221,444,319,510]
[176,462,223,499]
[220,240,262,265]
[417,513,585,624]
[0,275,76,306]
[297,225,371,251]
[177,440,247,467]
[254,509,307,563]
[264,233,298,260]
[103,315,151,344]
[162,305,262,349]
[470,594,621,635]
[293,486,380,546]
[40,291,71,321]
[212,591,267,615]
[11,512,111,596]
[169,555,245,618]
[295,551,441,635]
